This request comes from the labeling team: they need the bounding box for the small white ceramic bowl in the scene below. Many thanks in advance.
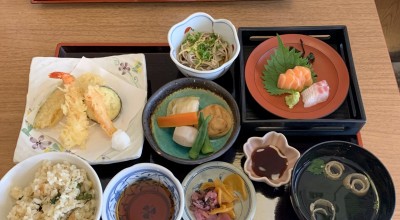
[102,163,184,220]
[168,12,240,80]
[0,152,102,220]
[182,161,256,220]
[243,131,300,187]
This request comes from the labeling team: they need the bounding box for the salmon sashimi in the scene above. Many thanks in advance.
[277,66,313,92]
[301,80,330,108]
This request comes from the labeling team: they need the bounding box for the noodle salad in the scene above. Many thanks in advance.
[178,32,232,71]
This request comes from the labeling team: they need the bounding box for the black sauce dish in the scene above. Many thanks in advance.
[290,141,395,220]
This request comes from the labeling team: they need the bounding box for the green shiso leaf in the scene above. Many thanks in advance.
[262,34,317,95]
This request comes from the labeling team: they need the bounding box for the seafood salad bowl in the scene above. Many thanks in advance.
[102,163,184,220]
[168,12,240,80]
[0,152,102,220]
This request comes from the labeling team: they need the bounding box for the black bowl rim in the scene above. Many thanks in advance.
[142,77,241,165]
[289,140,396,220]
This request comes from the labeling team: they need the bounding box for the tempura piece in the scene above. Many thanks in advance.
[85,85,130,151]
[33,88,65,129]
[49,72,89,149]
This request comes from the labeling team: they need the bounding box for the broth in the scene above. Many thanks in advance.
[117,179,174,220]
[295,156,379,220]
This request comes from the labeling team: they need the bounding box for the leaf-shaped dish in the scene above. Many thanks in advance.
[245,34,350,119]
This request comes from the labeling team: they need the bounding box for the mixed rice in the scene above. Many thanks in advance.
[7,160,97,220]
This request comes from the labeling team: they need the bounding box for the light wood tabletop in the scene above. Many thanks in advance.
[0,0,399,219]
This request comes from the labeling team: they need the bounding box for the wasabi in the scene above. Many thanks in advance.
[285,91,300,109]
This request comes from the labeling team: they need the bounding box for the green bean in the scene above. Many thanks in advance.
[201,134,214,154]
[189,112,211,159]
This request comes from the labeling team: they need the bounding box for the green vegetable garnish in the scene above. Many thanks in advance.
[307,158,325,175]
[183,32,220,62]
[201,134,214,154]
[285,91,300,109]
[50,192,61,204]
[189,112,211,159]
[76,192,93,201]
[262,34,317,95]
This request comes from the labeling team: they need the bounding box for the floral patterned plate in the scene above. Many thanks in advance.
[14,55,148,164]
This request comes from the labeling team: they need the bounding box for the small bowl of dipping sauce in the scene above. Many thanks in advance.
[243,131,300,187]
[102,163,184,220]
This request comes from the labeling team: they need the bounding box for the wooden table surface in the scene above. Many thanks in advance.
[0,0,399,219]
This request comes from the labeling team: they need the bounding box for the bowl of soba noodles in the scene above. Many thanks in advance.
[168,12,240,80]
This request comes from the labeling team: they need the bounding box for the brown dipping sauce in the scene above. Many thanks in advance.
[251,145,288,179]
[117,179,174,220]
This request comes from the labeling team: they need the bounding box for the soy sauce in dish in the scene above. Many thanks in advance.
[117,179,174,220]
[251,145,288,179]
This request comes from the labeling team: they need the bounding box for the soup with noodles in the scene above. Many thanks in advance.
[178,32,232,71]
[294,156,379,220]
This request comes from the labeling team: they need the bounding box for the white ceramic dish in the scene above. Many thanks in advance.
[182,161,256,220]
[0,152,102,220]
[243,131,300,187]
[102,163,184,220]
[15,55,148,164]
[168,12,240,80]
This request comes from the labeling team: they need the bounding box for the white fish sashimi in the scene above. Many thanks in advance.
[301,80,330,108]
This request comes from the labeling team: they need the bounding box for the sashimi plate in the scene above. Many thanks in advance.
[245,34,350,119]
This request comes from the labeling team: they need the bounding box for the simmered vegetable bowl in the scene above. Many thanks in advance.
[151,88,232,160]
[143,78,240,165]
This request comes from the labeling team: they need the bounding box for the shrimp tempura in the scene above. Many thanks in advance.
[49,72,89,149]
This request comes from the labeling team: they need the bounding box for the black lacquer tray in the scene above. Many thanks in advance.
[238,26,366,135]
[55,39,363,219]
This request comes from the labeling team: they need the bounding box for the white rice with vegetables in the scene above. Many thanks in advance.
[7,160,97,220]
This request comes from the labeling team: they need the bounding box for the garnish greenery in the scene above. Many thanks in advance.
[76,191,93,201]
[50,192,61,204]
[183,32,219,62]
[307,158,325,175]
[262,34,317,95]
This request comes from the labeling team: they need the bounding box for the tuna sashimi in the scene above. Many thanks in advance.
[277,66,313,92]
[301,80,330,108]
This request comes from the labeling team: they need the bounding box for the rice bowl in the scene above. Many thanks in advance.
[0,152,102,220]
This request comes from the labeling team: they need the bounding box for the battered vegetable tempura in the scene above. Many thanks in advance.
[49,72,89,149]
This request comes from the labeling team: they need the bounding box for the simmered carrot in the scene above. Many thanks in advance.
[157,112,198,128]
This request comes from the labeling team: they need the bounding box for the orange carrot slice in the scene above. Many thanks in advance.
[157,112,198,128]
